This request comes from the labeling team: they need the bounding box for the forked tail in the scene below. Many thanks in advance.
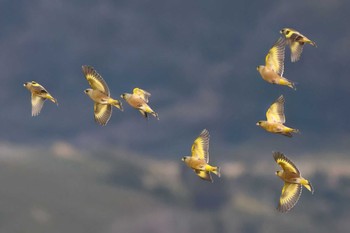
[212,166,221,177]
[109,99,123,111]
[301,179,314,194]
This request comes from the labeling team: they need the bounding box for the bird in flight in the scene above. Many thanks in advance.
[280,28,317,62]
[181,129,220,182]
[24,81,58,116]
[82,65,123,126]
[256,95,299,137]
[273,151,314,212]
[121,88,159,120]
[257,37,296,90]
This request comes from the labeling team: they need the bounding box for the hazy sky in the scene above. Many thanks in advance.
[1,0,349,157]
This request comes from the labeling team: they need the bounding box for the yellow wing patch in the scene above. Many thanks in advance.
[265,37,286,76]
[266,95,285,124]
[191,129,210,162]
[273,152,300,174]
[133,88,151,103]
[278,183,302,212]
[94,103,112,126]
[82,65,110,96]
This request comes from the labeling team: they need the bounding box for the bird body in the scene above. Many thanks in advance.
[280,28,316,62]
[121,88,159,120]
[82,65,123,126]
[24,81,57,116]
[257,37,296,90]
[273,152,314,212]
[257,95,299,137]
[181,129,220,182]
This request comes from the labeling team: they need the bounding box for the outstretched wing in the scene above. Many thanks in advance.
[94,103,112,126]
[289,41,304,62]
[191,129,210,162]
[133,88,151,103]
[265,37,286,76]
[273,152,300,174]
[82,65,110,96]
[277,183,302,212]
[31,94,46,116]
[266,95,285,124]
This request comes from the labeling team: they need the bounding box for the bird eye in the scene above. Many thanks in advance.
[285,30,290,35]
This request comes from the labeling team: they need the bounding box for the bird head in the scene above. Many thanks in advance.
[275,170,282,176]
[120,93,128,100]
[256,121,263,126]
[181,156,189,162]
[84,89,92,95]
[23,82,29,87]
[256,66,263,72]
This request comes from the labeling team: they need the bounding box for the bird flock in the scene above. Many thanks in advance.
[23,28,316,213]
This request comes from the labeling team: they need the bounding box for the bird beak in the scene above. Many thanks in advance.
[23,82,28,86]
[256,122,259,126]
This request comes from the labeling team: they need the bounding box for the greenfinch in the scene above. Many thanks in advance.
[280,28,317,62]
[273,152,314,212]
[121,88,159,120]
[24,81,58,116]
[82,65,123,126]
[256,95,299,137]
[257,37,296,90]
[181,129,220,182]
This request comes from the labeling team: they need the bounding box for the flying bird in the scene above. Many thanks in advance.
[24,81,58,116]
[273,151,314,212]
[121,88,159,120]
[257,37,296,90]
[181,129,220,182]
[256,95,299,137]
[280,28,317,62]
[82,65,123,126]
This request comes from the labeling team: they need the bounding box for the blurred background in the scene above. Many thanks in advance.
[0,0,349,232]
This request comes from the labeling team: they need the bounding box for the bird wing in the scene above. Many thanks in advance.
[266,95,285,124]
[31,94,46,116]
[289,41,304,62]
[273,152,300,174]
[82,65,110,96]
[191,129,210,163]
[94,103,112,126]
[277,183,302,212]
[133,88,151,103]
[265,37,286,76]
[195,170,213,182]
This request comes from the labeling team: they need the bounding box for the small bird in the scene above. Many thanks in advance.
[256,95,299,137]
[24,81,58,116]
[257,37,296,90]
[273,151,314,212]
[280,28,317,62]
[82,65,123,126]
[121,88,159,120]
[181,129,220,182]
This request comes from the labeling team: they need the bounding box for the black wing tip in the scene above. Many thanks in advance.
[82,65,95,75]
[273,151,285,161]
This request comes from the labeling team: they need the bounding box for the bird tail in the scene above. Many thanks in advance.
[109,99,123,111]
[307,40,317,47]
[278,78,297,90]
[292,128,300,134]
[211,166,221,177]
[301,179,314,194]
[47,95,58,105]
[143,105,159,120]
